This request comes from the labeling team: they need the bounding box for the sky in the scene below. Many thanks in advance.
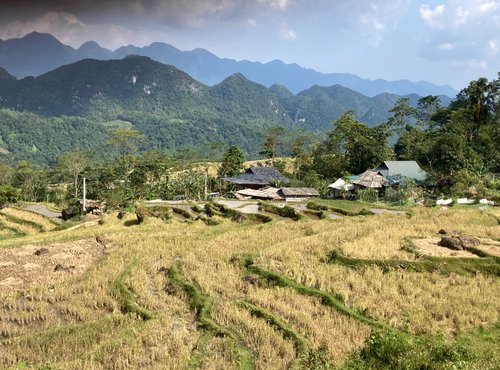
[0,0,499,90]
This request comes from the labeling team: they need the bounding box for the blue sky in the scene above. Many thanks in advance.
[1,0,499,90]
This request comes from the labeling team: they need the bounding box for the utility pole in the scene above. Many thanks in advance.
[83,177,86,214]
[204,168,208,200]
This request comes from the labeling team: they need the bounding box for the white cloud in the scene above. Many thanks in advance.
[421,1,500,30]
[487,39,499,55]
[0,11,170,50]
[258,0,291,9]
[419,0,500,70]
[420,4,446,27]
[279,24,297,41]
[0,11,86,44]
[479,0,499,13]
[438,42,456,50]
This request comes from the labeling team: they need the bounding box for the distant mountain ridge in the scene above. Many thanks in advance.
[0,32,457,97]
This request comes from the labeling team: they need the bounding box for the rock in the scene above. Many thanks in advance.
[242,274,259,285]
[458,236,480,249]
[157,266,169,274]
[438,237,463,250]
[54,264,73,272]
[62,205,80,221]
[438,229,447,235]
[231,213,247,223]
[95,235,110,247]
[164,283,177,295]
[34,248,49,256]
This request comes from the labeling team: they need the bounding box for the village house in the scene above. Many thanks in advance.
[223,166,290,190]
[372,161,429,184]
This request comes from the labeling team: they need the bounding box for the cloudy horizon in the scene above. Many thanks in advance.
[1,0,499,90]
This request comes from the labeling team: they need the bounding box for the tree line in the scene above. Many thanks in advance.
[0,74,498,207]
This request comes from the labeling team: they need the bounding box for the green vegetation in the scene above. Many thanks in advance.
[167,262,254,369]
[327,249,500,277]
[258,202,304,221]
[112,262,155,320]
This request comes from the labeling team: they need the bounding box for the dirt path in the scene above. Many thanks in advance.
[24,204,62,223]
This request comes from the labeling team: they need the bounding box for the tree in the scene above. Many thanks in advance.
[415,95,441,129]
[387,97,416,135]
[314,111,392,177]
[218,145,244,178]
[107,128,145,164]
[450,76,499,143]
[286,130,317,181]
[56,150,92,198]
[260,126,285,163]
[0,162,14,185]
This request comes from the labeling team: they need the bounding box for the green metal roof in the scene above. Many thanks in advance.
[373,161,428,182]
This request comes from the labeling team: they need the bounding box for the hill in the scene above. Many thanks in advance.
[0,56,294,164]
[0,56,453,165]
[0,32,457,97]
[271,84,452,130]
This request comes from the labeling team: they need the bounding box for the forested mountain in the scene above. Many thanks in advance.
[0,32,456,97]
[270,84,452,130]
[0,55,451,165]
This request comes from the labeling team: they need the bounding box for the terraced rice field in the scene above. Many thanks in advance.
[0,202,498,369]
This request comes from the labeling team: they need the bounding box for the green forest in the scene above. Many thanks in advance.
[0,71,498,208]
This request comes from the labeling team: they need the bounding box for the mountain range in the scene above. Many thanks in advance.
[0,55,453,165]
[0,32,457,98]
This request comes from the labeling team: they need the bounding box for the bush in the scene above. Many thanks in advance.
[0,185,20,205]
[384,187,408,204]
[306,202,328,211]
[344,329,474,370]
[357,188,379,203]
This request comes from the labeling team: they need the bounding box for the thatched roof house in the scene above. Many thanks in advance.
[352,170,387,189]
[373,161,428,183]
[224,166,290,189]
[279,187,320,201]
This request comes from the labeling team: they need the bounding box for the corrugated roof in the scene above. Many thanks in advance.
[280,187,320,197]
[236,187,282,199]
[224,166,290,185]
[353,170,387,188]
[373,161,428,182]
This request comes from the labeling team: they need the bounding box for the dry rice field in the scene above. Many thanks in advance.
[0,203,498,369]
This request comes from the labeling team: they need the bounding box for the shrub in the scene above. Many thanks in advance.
[357,188,378,203]
[0,185,20,205]
[344,329,474,370]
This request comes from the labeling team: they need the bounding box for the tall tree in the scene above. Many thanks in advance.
[260,126,285,163]
[387,97,416,135]
[218,145,244,178]
[450,76,499,143]
[313,111,392,178]
[107,128,145,164]
[415,95,441,129]
[56,150,92,198]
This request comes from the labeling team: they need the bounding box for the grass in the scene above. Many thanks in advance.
[239,256,390,330]
[327,247,500,277]
[0,204,498,368]
[166,262,254,369]
[258,202,305,221]
[112,262,155,321]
